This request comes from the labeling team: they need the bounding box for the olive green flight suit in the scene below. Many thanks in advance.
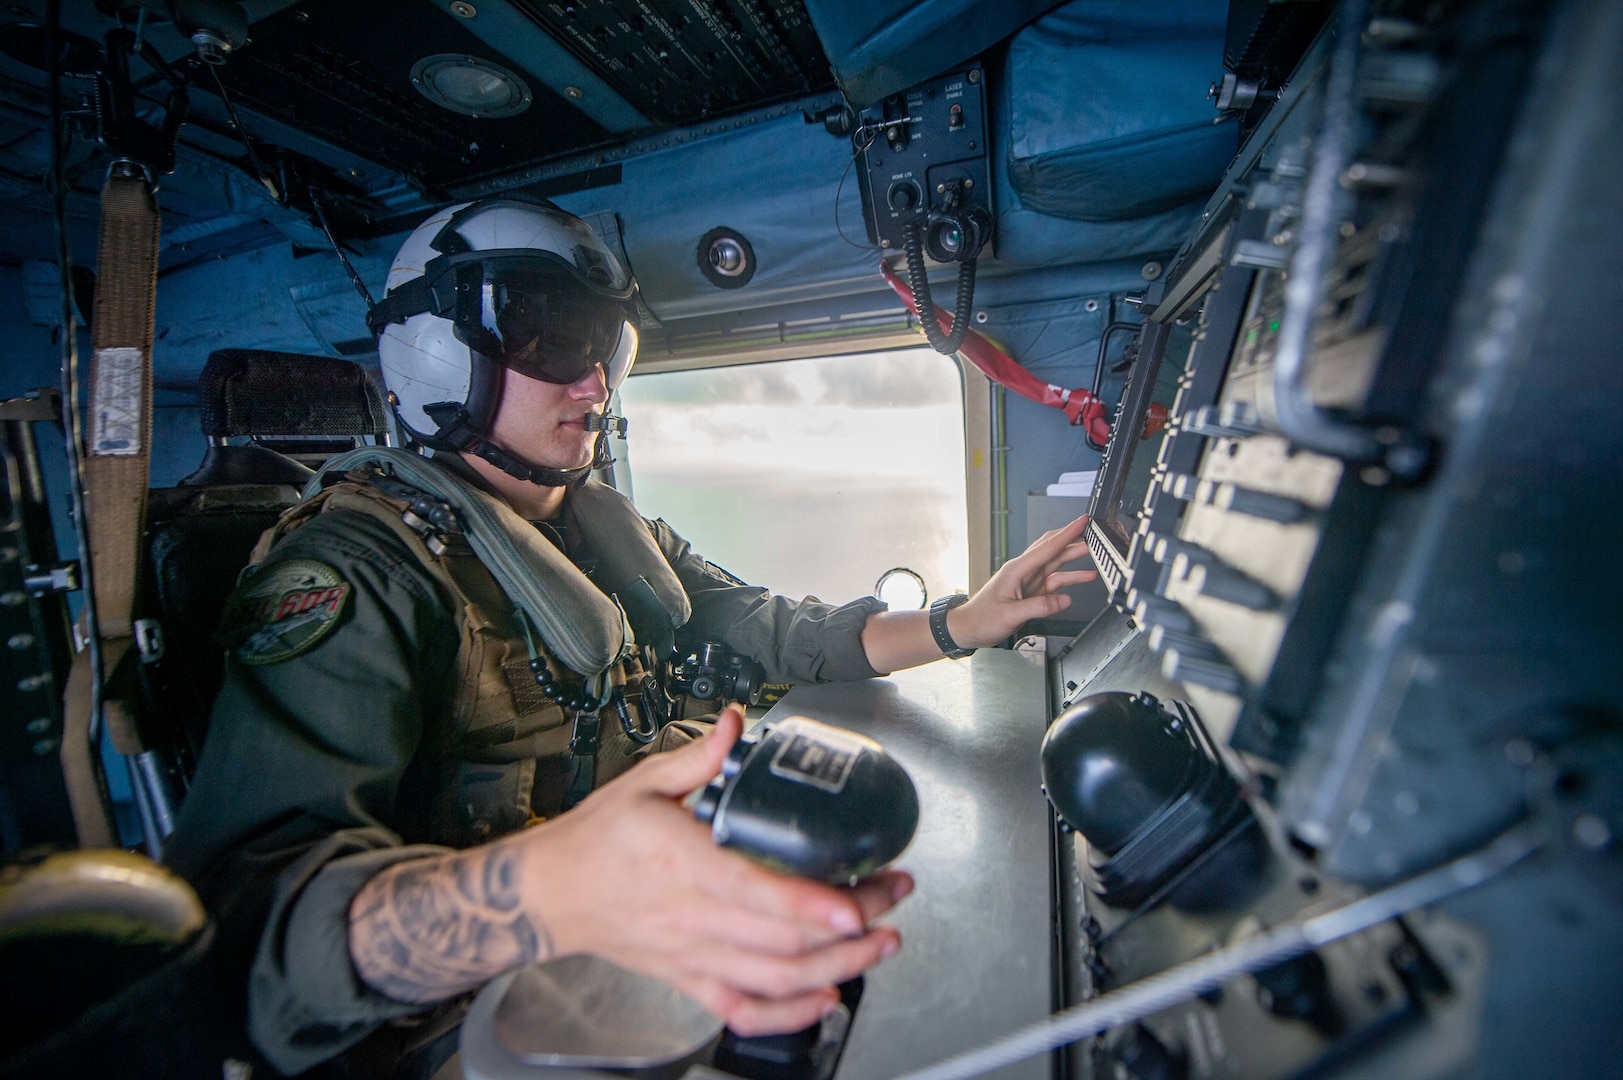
[164,456,884,1076]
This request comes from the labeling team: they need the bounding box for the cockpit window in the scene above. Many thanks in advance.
[617,348,969,606]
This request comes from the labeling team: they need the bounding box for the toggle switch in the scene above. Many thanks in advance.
[1199,479,1310,524]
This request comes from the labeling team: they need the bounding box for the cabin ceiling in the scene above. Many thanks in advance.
[0,0,856,269]
[200,0,840,191]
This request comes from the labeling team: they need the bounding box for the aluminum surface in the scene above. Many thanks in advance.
[761,649,1054,1080]
[492,954,723,1067]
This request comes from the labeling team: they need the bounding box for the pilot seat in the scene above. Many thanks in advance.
[139,348,390,773]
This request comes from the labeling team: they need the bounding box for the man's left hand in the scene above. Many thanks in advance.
[947,514,1097,650]
[859,515,1096,672]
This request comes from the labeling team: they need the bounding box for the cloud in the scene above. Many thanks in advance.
[621,347,962,414]
[808,349,962,409]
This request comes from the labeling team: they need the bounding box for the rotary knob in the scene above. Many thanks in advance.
[887,180,922,212]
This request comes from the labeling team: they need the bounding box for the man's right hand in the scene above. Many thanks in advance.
[523,705,912,1034]
[349,706,911,1035]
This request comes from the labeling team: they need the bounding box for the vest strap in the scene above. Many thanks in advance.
[305,448,687,677]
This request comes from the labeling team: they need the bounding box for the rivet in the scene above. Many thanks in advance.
[8,633,35,650]
[26,717,50,734]
[967,69,980,84]
[1504,739,1535,766]
[32,739,57,756]
[564,86,584,100]
[1574,815,1611,850]
[450,0,477,15]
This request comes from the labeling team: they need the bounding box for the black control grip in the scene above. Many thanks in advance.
[693,717,919,883]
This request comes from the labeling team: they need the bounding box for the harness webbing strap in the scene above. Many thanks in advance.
[85,175,159,632]
[65,172,160,792]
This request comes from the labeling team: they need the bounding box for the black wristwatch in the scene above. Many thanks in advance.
[929,593,976,659]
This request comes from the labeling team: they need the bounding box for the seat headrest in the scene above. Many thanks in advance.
[198,350,389,439]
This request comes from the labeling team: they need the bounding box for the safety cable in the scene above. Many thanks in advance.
[308,183,376,314]
[891,822,1545,1080]
[832,123,880,252]
[204,61,276,203]
[46,0,107,749]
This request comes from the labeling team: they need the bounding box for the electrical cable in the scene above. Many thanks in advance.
[1085,321,1144,451]
[891,822,1545,1080]
[903,217,975,354]
[45,0,107,748]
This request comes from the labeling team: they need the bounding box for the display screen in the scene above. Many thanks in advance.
[1090,318,1197,557]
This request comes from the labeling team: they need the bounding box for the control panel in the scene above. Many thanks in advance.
[1049,616,1480,1080]
[1057,1,1623,1078]
[854,66,992,256]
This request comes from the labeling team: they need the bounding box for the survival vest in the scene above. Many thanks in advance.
[247,456,701,841]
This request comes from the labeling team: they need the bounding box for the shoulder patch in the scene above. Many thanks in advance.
[220,558,353,666]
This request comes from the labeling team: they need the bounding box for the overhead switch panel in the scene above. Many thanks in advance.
[509,0,835,125]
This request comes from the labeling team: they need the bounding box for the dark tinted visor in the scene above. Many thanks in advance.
[452,261,628,384]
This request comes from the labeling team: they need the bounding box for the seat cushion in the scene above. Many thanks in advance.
[178,443,315,488]
[1006,0,1237,222]
[198,349,389,439]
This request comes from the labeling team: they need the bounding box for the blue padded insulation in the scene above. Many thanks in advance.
[800,0,1066,107]
[554,119,882,323]
[1005,0,1237,222]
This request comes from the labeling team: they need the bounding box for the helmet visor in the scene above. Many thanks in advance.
[453,259,630,385]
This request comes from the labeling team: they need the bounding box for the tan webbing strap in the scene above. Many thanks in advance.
[60,172,160,846]
[85,174,159,635]
[61,652,115,848]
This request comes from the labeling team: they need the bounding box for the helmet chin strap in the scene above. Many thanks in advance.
[421,402,595,487]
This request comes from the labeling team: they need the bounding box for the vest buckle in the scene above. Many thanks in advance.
[569,712,602,758]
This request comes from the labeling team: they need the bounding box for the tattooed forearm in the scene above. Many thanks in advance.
[349,840,554,1003]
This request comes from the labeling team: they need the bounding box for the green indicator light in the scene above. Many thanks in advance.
[1269,319,1280,333]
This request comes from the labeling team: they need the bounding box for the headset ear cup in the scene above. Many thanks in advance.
[605,321,638,389]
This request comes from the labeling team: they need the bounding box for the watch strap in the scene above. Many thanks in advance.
[929,594,975,659]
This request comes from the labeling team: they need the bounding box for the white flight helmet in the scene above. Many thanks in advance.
[370,197,639,484]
